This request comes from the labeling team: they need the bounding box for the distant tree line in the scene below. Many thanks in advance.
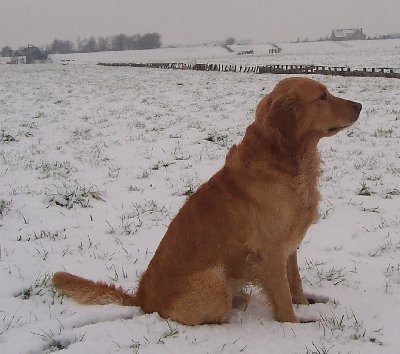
[1,32,162,56]
[367,33,400,40]
[294,32,400,43]
[46,32,161,54]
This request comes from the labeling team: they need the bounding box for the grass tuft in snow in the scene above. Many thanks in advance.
[304,260,348,286]
[129,340,141,354]
[0,130,17,142]
[357,181,373,196]
[384,263,400,278]
[157,320,179,344]
[173,174,200,196]
[384,263,400,294]
[318,310,382,345]
[0,199,11,217]
[35,160,76,179]
[372,127,394,138]
[17,273,55,301]
[0,312,26,336]
[369,237,400,257]
[118,200,168,235]
[46,182,103,209]
[205,131,229,147]
[17,228,67,242]
[305,341,334,354]
[32,329,86,353]
[385,188,400,197]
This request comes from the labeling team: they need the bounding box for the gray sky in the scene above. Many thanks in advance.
[1,0,399,49]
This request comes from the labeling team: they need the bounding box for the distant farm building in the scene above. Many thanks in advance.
[237,49,254,55]
[2,45,48,64]
[25,45,48,64]
[331,28,366,41]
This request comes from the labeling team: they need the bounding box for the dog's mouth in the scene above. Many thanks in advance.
[327,125,350,133]
[327,118,358,134]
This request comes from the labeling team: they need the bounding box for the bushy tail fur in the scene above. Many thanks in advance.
[52,272,138,306]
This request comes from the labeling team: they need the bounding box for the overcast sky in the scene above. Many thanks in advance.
[1,0,399,49]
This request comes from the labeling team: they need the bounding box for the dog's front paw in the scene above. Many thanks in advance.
[291,294,309,305]
[298,315,320,323]
[304,293,330,304]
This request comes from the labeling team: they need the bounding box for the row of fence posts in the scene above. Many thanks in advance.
[97,62,399,78]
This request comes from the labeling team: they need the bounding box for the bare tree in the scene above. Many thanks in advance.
[84,37,97,52]
[49,39,74,54]
[1,45,12,57]
[137,33,162,49]
[97,37,109,52]
[225,37,235,45]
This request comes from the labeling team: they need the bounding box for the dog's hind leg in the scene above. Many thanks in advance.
[165,266,232,325]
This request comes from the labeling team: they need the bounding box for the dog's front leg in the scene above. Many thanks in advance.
[287,251,329,305]
[256,251,299,323]
[286,250,308,305]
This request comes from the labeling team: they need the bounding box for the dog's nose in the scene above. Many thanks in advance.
[353,102,362,113]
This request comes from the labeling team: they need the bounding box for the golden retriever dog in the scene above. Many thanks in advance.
[52,77,362,324]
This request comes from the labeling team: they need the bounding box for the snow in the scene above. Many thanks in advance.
[47,38,400,71]
[1,42,400,353]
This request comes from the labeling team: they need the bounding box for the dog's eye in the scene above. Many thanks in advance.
[319,92,327,101]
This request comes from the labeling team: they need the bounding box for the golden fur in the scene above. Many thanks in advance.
[52,77,362,324]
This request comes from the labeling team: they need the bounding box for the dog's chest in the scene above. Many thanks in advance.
[280,171,320,254]
[293,157,321,224]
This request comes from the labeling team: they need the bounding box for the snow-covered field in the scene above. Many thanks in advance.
[1,42,400,354]
[48,38,400,70]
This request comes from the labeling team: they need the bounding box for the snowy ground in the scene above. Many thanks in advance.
[0,44,400,354]
[47,38,400,71]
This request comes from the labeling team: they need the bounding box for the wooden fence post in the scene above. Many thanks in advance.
[98,61,400,79]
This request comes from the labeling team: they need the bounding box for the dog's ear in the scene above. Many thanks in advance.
[255,94,273,125]
[256,91,298,138]
[271,92,296,115]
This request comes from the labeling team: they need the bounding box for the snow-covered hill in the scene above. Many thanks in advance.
[47,38,400,70]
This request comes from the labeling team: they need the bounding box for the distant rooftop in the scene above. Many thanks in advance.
[331,28,366,41]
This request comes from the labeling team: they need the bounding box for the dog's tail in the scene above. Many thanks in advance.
[52,271,138,306]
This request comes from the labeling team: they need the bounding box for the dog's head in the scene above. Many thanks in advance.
[255,77,362,144]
